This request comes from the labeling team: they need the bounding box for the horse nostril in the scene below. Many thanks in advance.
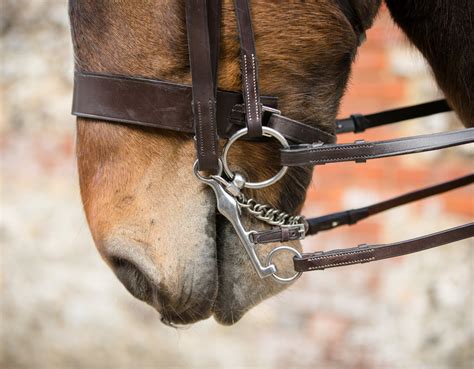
[109,256,154,303]
[106,252,216,324]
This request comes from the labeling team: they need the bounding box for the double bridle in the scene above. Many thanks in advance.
[72,0,473,283]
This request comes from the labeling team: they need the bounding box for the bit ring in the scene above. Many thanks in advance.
[222,127,289,189]
[266,246,303,284]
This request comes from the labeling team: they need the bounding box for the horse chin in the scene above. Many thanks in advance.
[211,217,301,325]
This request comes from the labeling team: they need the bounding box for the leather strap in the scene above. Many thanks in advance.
[307,174,474,235]
[207,0,221,86]
[281,128,474,166]
[248,174,473,244]
[336,99,452,134]
[268,114,336,144]
[72,72,336,144]
[185,0,220,171]
[250,225,305,244]
[294,223,474,272]
[233,0,262,137]
[228,104,337,144]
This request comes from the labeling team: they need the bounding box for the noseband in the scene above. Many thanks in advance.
[72,0,473,283]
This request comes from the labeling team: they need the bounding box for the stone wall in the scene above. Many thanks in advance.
[1,2,472,369]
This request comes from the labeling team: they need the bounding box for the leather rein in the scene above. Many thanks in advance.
[72,0,473,283]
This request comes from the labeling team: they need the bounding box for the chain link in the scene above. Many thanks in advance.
[236,193,306,227]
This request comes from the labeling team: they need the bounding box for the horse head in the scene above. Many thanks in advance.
[69,0,380,325]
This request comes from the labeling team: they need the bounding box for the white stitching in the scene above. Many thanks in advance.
[208,99,216,155]
[307,257,376,270]
[196,101,204,156]
[306,248,375,262]
[308,144,374,152]
[251,53,260,122]
[242,54,253,123]
[309,156,376,163]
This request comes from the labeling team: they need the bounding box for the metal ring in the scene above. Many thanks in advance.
[266,246,303,284]
[193,159,223,181]
[222,127,289,189]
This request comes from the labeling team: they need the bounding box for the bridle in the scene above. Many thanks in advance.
[72,0,473,283]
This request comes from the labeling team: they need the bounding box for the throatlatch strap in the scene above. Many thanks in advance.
[281,128,474,166]
[233,0,262,137]
[336,99,452,133]
[294,223,474,272]
[185,0,220,172]
[306,174,474,235]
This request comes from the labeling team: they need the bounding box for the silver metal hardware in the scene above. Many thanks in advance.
[225,172,246,197]
[236,193,306,227]
[194,166,276,279]
[266,246,303,283]
[193,143,305,283]
[222,126,290,189]
[286,223,307,240]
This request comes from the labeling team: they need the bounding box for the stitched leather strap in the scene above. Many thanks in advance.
[72,72,336,144]
[307,174,474,235]
[185,0,220,171]
[294,223,474,272]
[281,128,474,166]
[233,0,262,137]
[336,99,452,133]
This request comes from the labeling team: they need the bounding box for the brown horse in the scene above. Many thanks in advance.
[69,0,473,325]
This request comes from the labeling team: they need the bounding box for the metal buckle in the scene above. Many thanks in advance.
[290,223,307,240]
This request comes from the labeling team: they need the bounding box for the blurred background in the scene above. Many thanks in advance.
[1,1,472,369]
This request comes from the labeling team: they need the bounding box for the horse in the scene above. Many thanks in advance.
[68,0,473,325]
